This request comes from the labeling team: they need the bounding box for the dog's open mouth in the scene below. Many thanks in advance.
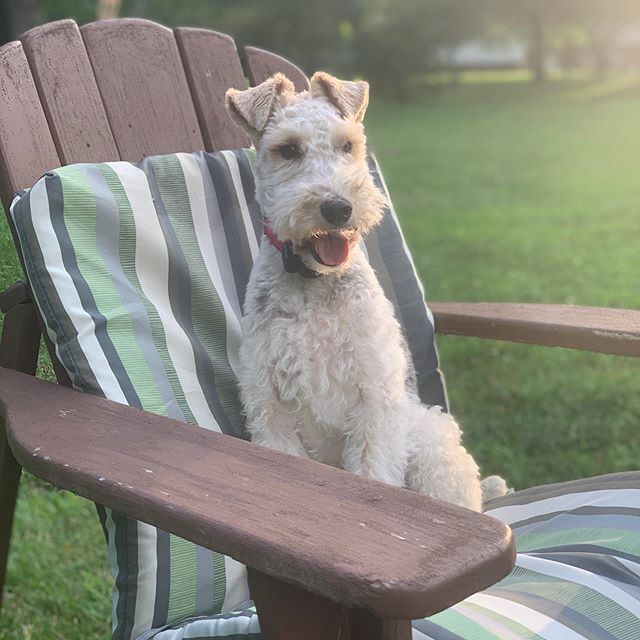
[309,230,358,267]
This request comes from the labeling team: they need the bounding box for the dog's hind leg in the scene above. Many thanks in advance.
[481,475,512,504]
[405,403,482,511]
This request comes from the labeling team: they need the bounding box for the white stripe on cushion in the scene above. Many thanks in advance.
[411,628,433,640]
[131,521,159,638]
[26,179,129,403]
[221,557,250,614]
[456,602,525,640]
[112,163,219,431]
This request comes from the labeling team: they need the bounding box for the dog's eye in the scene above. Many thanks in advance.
[278,143,302,160]
[342,141,353,154]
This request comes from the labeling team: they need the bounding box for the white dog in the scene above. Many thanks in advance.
[226,72,506,511]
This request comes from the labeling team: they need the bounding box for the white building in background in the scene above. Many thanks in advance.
[441,28,640,72]
[444,39,528,69]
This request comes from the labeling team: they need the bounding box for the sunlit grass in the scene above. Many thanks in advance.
[366,74,640,488]
[1,71,639,637]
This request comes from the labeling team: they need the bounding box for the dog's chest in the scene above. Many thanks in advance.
[259,268,408,423]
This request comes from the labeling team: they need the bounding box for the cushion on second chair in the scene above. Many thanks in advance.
[9,148,447,640]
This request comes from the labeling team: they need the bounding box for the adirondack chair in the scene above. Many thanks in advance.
[0,18,638,640]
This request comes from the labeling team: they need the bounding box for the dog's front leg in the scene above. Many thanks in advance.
[341,391,408,487]
[243,386,309,458]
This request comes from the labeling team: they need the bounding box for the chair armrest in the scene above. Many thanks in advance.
[430,302,640,357]
[0,367,514,620]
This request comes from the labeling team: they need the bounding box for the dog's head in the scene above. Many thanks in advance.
[225,72,386,274]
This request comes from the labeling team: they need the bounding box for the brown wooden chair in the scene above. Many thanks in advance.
[0,17,637,640]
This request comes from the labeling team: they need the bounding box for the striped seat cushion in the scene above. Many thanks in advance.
[132,472,640,639]
[9,149,447,640]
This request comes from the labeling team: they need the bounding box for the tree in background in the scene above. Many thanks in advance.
[1,0,43,40]
[2,0,640,88]
[492,0,640,81]
[354,0,487,97]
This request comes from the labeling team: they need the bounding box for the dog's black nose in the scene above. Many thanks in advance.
[320,197,352,227]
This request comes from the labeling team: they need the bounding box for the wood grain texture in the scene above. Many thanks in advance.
[1,368,514,620]
[249,569,352,640]
[0,40,59,210]
[0,281,31,313]
[430,302,640,357]
[0,302,40,608]
[175,27,250,151]
[0,421,20,611]
[81,19,204,161]
[21,20,119,164]
[245,46,309,92]
[352,610,412,640]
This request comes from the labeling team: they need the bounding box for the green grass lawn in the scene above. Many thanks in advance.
[1,74,640,638]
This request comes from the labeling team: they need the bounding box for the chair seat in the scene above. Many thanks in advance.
[140,471,640,639]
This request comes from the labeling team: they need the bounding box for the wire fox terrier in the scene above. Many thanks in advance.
[226,72,507,511]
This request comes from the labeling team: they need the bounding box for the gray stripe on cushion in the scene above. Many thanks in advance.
[412,618,465,640]
[194,153,242,321]
[152,530,171,629]
[195,545,215,616]
[203,154,253,310]
[112,511,139,640]
[485,472,640,510]
[512,508,640,535]
[530,544,640,564]
[366,154,447,410]
[231,149,262,242]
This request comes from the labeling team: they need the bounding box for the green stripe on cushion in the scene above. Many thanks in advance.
[168,535,198,623]
[97,163,195,423]
[59,165,168,415]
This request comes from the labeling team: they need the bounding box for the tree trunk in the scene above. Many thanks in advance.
[529,8,546,83]
[3,0,42,40]
[0,0,12,45]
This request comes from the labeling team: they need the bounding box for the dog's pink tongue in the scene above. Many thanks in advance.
[312,232,350,266]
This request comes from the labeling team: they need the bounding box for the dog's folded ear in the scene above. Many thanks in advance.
[225,73,295,141]
[310,72,369,123]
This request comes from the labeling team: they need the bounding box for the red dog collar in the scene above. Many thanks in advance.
[263,221,282,252]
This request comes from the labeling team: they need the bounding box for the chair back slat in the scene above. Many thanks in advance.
[0,18,313,210]
[245,46,309,92]
[0,42,60,210]
[22,20,119,165]
[175,27,250,152]
[80,19,204,161]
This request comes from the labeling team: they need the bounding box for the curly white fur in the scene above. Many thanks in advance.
[227,73,507,511]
